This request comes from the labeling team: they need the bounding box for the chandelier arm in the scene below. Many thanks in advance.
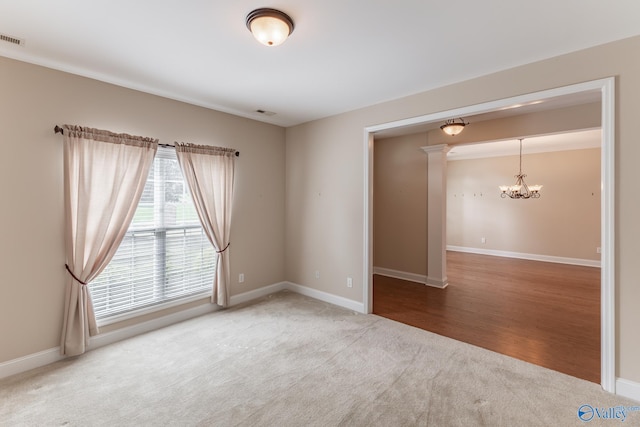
[520,179,531,198]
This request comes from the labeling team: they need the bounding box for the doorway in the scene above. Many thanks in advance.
[362,78,615,392]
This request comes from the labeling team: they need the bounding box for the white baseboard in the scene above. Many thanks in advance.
[617,378,640,403]
[284,281,365,313]
[0,347,65,380]
[373,267,426,285]
[230,282,288,306]
[0,280,364,379]
[447,245,601,268]
[373,267,448,289]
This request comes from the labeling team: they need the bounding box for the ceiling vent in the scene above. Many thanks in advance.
[0,33,25,46]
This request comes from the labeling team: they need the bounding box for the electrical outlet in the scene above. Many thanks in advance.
[597,247,601,254]
[481,237,486,244]
[315,270,320,279]
[239,273,245,283]
[347,277,353,288]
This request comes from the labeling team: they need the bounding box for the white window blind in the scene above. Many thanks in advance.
[90,147,215,319]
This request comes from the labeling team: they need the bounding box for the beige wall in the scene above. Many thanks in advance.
[0,56,286,363]
[285,35,640,381]
[447,149,601,259]
[373,134,427,275]
[373,142,600,276]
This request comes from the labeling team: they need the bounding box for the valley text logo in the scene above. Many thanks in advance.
[577,404,640,422]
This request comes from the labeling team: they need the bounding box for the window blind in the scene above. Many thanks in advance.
[90,147,215,319]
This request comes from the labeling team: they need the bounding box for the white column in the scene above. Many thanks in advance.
[421,144,450,288]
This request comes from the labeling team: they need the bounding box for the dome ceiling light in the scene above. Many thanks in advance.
[440,118,468,136]
[246,8,295,47]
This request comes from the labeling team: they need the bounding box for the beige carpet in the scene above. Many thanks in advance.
[1,291,637,426]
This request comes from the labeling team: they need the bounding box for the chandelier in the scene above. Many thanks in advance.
[499,138,542,199]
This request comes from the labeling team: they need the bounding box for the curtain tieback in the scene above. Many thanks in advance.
[217,243,230,254]
[65,264,87,286]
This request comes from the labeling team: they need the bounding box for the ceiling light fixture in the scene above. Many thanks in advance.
[499,138,542,199]
[440,118,468,136]
[246,8,294,47]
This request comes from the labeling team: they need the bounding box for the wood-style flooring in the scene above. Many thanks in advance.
[373,251,601,383]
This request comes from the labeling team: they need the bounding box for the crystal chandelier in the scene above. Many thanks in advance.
[499,138,542,199]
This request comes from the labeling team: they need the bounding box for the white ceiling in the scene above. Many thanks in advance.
[1,1,639,127]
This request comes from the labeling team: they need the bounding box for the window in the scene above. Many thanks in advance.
[90,147,215,319]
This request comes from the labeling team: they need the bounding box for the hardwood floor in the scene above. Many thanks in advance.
[373,251,601,383]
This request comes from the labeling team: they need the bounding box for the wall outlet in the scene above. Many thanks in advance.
[315,270,320,279]
[481,237,486,244]
[597,247,601,254]
[347,277,353,288]
[239,273,245,283]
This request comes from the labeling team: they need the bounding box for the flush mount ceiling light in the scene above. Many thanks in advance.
[499,138,543,199]
[440,118,468,136]
[440,118,469,136]
[246,8,294,47]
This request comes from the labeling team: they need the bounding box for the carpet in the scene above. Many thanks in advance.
[1,291,637,426]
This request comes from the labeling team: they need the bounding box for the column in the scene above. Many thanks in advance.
[421,144,450,288]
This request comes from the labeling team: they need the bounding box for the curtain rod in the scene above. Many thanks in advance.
[54,125,240,157]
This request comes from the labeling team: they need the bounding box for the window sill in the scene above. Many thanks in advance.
[95,292,212,327]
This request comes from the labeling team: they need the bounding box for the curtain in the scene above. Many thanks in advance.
[174,143,236,307]
[61,125,157,356]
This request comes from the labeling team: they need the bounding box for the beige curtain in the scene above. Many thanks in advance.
[175,143,236,307]
[61,125,157,356]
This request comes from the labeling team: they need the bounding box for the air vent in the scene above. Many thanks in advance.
[0,33,25,46]
[256,109,276,116]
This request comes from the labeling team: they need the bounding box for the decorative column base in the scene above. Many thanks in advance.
[426,276,449,289]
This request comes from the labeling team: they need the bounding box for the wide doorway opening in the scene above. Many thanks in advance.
[373,128,601,383]
[363,78,615,391]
